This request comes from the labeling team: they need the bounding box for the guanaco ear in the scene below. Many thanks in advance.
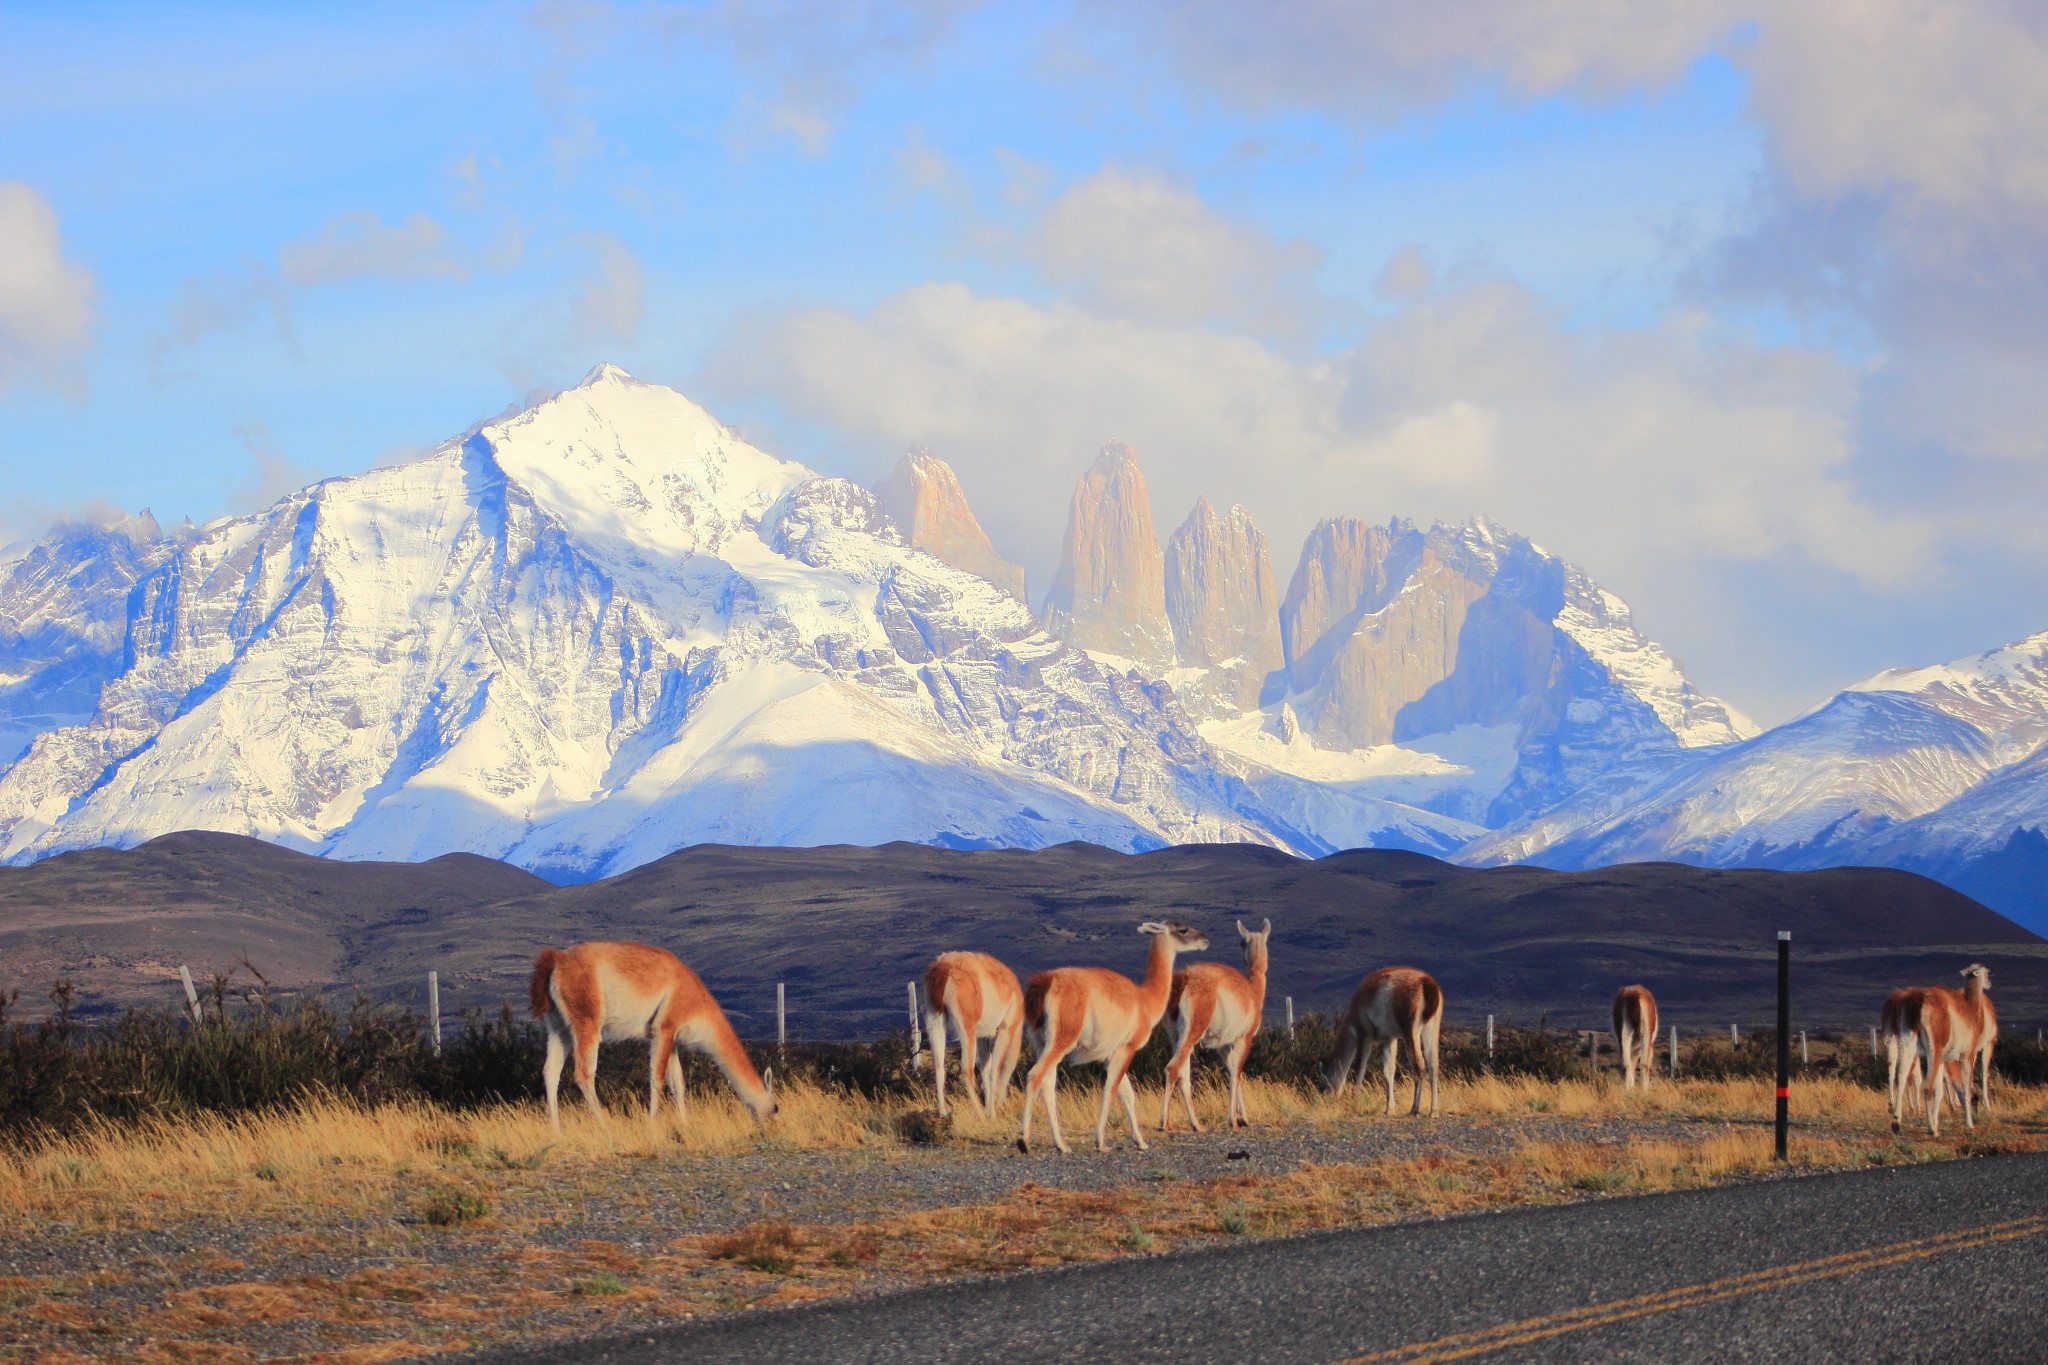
[1260,917,1271,938]
[764,1067,775,1097]
[1237,919,1251,942]
[1137,921,1168,936]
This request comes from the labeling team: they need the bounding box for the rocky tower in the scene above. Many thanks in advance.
[1279,518,1559,751]
[1164,497,1284,714]
[1041,443,1174,668]
[878,448,1027,601]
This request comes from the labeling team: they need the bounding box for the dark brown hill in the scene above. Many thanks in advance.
[0,831,549,1011]
[7,834,2040,1039]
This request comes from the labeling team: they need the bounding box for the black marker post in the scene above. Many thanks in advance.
[1776,930,1791,1161]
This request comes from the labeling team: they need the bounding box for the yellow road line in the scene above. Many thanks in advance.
[1335,1214,2048,1364]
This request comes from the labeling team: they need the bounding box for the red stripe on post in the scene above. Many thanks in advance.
[1776,1086,1790,1098]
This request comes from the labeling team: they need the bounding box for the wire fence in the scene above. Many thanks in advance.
[10,965,2039,1145]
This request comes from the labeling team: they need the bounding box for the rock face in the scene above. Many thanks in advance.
[1164,497,1284,714]
[877,448,1026,601]
[1040,443,1175,669]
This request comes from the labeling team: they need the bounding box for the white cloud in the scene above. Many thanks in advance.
[0,183,95,394]
[153,209,492,374]
[702,273,1917,643]
[661,0,981,153]
[229,420,325,513]
[278,210,466,288]
[568,231,644,347]
[1085,0,1742,116]
[1029,167,1333,341]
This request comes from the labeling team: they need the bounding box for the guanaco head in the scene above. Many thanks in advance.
[1961,963,1993,992]
[1139,919,1209,954]
[1237,918,1272,973]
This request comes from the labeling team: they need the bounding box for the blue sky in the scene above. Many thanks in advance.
[5,1,2047,725]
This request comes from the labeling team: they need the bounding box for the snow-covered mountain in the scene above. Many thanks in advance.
[1,366,1355,875]
[41,364,2015,901]
[1463,629,2048,929]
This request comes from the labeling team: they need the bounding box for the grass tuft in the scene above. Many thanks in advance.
[419,1186,487,1227]
[569,1272,628,1297]
[713,1221,802,1274]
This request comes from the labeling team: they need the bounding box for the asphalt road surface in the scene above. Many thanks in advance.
[453,1153,2048,1363]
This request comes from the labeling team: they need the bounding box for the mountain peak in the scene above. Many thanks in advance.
[575,361,636,389]
[478,371,813,561]
[1042,442,1174,668]
[878,448,1026,600]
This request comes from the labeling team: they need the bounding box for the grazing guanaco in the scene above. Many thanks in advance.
[1611,984,1659,1092]
[529,941,775,1132]
[1323,966,1443,1118]
[1159,918,1270,1133]
[1919,964,1995,1137]
[922,951,1025,1119]
[1017,920,1209,1155]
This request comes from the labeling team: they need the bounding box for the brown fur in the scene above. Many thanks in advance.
[529,941,775,1132]
[1017,920,1209,1154]
[922,951,1024,1119]
[1918,965,1994,1137]
[1610,984,1659,1092]
[1160,919,1270,1133]
[1324,966,1444,1117]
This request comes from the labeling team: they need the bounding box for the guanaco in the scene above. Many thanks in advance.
[1323,966,1443,1118]
[1882,987,1967,1130]
[1159,918,1270,1133]
[922,951,1025,1119]
[1017,920,1209,1154]
[1611,984,1659,1092]
[1919,964,1994,1137]
[529,941,775,1132]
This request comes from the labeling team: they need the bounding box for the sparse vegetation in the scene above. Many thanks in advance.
[420,1185,489,1226]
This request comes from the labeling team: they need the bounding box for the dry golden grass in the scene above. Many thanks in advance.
[7,1072,2045,1233]
[8,1076,2047,1363]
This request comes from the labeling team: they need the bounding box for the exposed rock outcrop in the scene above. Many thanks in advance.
[1041,443,1174,669]
[1164,497,1284,714]
[878,448,1026,601]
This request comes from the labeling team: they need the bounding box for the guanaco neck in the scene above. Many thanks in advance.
[1138,934,1180,1019]
[1245,944,1268,1011]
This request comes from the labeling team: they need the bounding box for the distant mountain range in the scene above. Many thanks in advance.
[2,364,2044,930]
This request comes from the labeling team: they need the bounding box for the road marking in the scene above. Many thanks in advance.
[1334,1213,2048,1364]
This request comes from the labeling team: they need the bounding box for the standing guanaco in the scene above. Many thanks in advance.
[1017,920,1209,1154]
[1159,919,1270,1133]
[922,951,1025,1119]
[1919,964,1995,1137]
[529,941,775,1132]
[1323,966,1444,1118]
[1611,984,1659,1092]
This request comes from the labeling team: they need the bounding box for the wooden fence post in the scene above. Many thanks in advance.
[1285,997,1295,1037]
[1871,1026,1879,1057]
[1731,1022,1739,1044]
[1486,1014,1495,1063]
[1799,1029,1808,1067]
[178,965,202,1025]
[1669,1025,1678,1076]
[428,971,441,1057]
[776,982,787,1052]
[907,982,921,1058]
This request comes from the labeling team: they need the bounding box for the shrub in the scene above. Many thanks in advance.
[420,1186,488,1226]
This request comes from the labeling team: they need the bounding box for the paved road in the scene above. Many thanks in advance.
[455,1154,2048,1363]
